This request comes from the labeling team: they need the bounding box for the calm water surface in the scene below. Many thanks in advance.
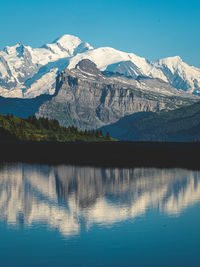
[0,163,200,266]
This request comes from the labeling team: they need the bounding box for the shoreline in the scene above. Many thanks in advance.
[0,141,200,169]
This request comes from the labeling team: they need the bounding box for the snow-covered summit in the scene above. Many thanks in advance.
[153,56,200,94]
[43,34,93,57]
[0,34,200,98]
[0,34,94,98]
[53,34,93,50]
[53,34,82,45]
[155,56,185,71]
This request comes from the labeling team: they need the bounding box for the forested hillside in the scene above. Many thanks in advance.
[0,114,110,142]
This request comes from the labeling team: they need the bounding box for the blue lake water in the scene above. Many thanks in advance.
[0,163,200,266]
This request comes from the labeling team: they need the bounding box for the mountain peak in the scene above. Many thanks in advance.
[53,34,81,45]
[0,34,200,99]
[157,55,183,65]
[49,34,93,56]
[75,59,102,76]
[2,42,25,55]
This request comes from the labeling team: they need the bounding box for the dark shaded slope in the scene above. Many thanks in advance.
[0,94,52,118]
[99,112,151,138]
[99,101,200,142]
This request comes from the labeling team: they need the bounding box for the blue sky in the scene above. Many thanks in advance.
[0,0,199,67]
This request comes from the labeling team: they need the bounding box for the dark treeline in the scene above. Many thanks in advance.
[0,114,111,143]
[0,114,200,169]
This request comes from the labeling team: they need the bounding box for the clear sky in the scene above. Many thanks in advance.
[0,0,199,67]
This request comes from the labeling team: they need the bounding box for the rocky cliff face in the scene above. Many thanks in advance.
[36,59,199,130]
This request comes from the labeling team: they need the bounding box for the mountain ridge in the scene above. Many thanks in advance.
[36,59,199,130]
[0,34,200,98]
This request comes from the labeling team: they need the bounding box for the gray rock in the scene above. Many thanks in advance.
[36,60,199,130]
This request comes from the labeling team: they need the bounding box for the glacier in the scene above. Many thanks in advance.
[0,34,200,98]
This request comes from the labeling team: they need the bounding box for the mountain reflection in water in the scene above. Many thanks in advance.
[0,163,200,237]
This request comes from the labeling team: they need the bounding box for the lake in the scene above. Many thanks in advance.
[0,163,200,266]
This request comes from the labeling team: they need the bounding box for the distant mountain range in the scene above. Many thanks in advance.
[0,34,200,98]
[0,34,200,141]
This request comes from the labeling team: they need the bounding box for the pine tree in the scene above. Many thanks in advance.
[31,133,38,142]
[106,131,110,139]
[95,130,100,137]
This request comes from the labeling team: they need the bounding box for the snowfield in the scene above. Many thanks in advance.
[0,34,200,98]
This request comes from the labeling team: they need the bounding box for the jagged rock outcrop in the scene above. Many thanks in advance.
[36,59,198,130]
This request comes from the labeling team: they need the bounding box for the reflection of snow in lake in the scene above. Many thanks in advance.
[0,163,199,237]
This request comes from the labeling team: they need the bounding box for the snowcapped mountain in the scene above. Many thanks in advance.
[67,47,167,81]
[0,34,200,98]
[153,56,200,94]
[68,48,200,95]
[0,35,93,98]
